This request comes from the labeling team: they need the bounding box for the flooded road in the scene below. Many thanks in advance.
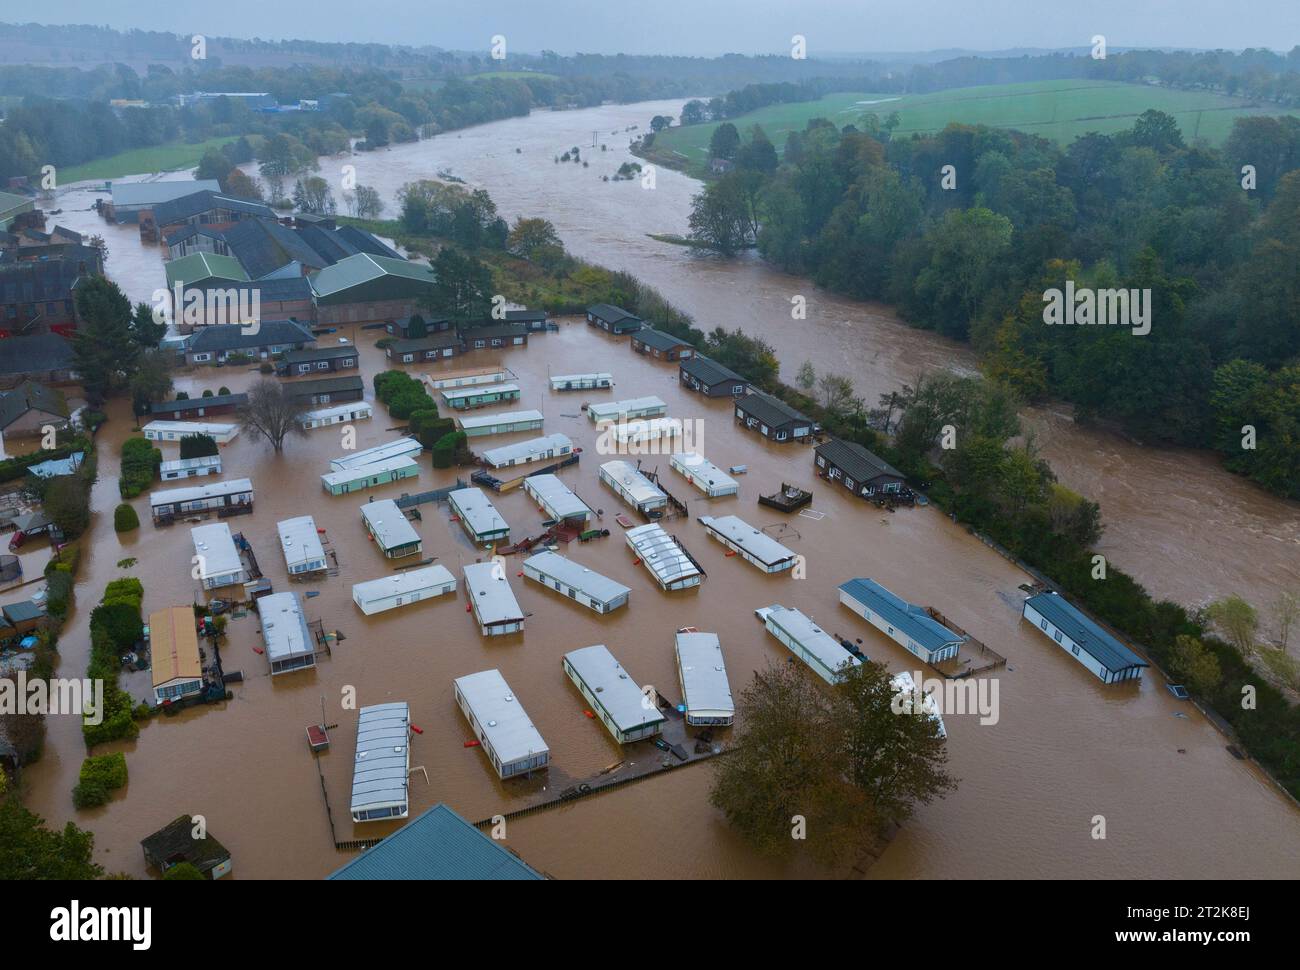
[22,104,1300,879]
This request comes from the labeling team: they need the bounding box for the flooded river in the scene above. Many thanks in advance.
[21,102,1300,879]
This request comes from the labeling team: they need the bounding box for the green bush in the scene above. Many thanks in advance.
[119,437,162,499]
[71,780,109,809]
[179,433,218,459]
[430,431,467,469]
[374,370,434,419]
[113,503,139,533]
[89,601,142,649]
[409,409,453,448]
[45,570,73,618]
[163,862,204,880]
[72,753,128,809]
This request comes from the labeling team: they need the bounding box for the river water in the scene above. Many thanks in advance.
[21,100,1299,880]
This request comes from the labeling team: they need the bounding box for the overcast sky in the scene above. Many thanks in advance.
[21,0,1300,55]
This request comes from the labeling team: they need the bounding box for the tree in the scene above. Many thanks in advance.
[129,347,173,416]
[351,184,383,220]
[1168,635,1222,696]
[649,115,673,132]
[817,373,857,417]
[422,247,493,320]
[129,301,166,348]
[680,100,706,126]
[293,175,336,215]
[1271,592,1299,652]
[44,472,91,539]
[1205,596,1259,656]
[237,380,307,453]
[163,862,204,880]
[113,503,140,533]
[179,433,218,459]
[224,169,263,202]
[796,360,816,391]
[507,217,561,259]
[71,276,140,399]
[709,122,740,161]
[0,798,103,879]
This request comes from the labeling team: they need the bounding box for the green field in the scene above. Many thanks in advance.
[59,136,240,184]
[652,79,1300,174]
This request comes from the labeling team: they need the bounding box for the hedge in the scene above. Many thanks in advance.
[374,370,434,420]
[430,431,468,469]
[119,437,161,499]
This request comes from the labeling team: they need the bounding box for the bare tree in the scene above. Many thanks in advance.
[1272,592,1299,652]
[817,373,858,418]
[238,380,307,453]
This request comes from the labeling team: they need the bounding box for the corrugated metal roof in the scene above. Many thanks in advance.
[309,252,435,298]
[149,606,202,688]
[327,803,543,880]
[349,702,410,817]
[1025,592,1149,672]
[625,523,700,587]
[839,578,964,653]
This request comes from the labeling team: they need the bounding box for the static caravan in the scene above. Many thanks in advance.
[481,433,573,470]
[360,499,422,559]
[699,514,798,573]
[277,515,328,575]
[463,562,525,636]
[892,671,947,738]
[190,522,249,589]
[300,402,373,430]
[758,604,861,685]
[670,453,738,498]
[522,550,631,614]
[321,455,419,495]
[142,420,239,445]
[328,437,421,472]
[456,409,545,438]
[350,702,410,823]
[440,383,521,411]
[522,474,591,525]
[351,565,457,616]
[625,523,703,591]
[424,367,507,391]
[599,460,667,517]
[151,478,254,524]
[608,417,683,450]
[447,487,510,546]
[838,578,966,665]
[453,669,550,780]
[562,644,665,744]
[587,396,667,423]
[159,455,222,481]
[259,591,316,676]
[149,606,203,705]
[550,372,614,391]
[675,631,734,726]
[1023,591,1149,684]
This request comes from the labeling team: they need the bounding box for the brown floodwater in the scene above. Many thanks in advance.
[21,103,1299,880]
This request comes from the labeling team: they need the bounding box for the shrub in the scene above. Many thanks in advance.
[44,570,73,618]
[201,389,214,397]
[162,862,204,881]
[71,780,109,809]
[430,431,467,469]
[72,753,128,809]
[113,504,139,533]
[89,601,142,649]
[258,362,273,374]
[178,433,218,459]
[44,472,92,538]
[120,437,162,498]
[217,386,231,396]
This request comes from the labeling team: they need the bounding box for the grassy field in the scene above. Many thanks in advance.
[59,136,240,184]
[650,79,1300,174]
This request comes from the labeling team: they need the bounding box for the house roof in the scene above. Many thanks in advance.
[281,345,357,364]
[151,392,248,414]
[151,189,274,227]
[2,600,43,623]
[327,802,543,880]
[284,374,364,400]
[0,190,34,220]
[0,381,68,429]
[0,259,88,306]
[389,333,460,353]
[0,333,72,377]
[165,251,249,289]
[736,390,810,428]
[453,668,548,767]
[635,327,693,351]
[309,253,435,299]
[680,354,745,386]
[222,217,329,279]
[188,319,314,353]
[193,276,314,303]
[1025,592,1150,672]
[140,815,230,874]
[149,606,202,688]
[503,309,547,322]
[457,320,527,341]
[587,303,640,325]
[839,579,966,654]
[110,180,221,209]
[816,438,904,483]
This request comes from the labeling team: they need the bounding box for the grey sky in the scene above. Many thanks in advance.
[22,0,1300,56]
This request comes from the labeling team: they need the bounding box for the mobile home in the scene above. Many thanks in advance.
[321,455,419,495]
[463,562,525,636]
[328,437,421,472]
[259,591,316,676]
[838,578,966,664]
[190,522,249,589]
[587,396,667,424]
[456,409,544,438]
[1022,591,1149,684]
[360,499,422,559]
[143,420,239,444]
[522,474,591,525]
[675,631,734,726]
[351,565,457,616]
[480,433,572,470]
[758,604,861,685]
[453,669,550,779]
[159,455,222,481]
[277,515,328,575]
[734,392,814,443]
[550,372,613,391]
[625,523,703,591]
[699,514,797,573]
[607,417,683,450]
[152,478,253,524]
[149,606,204,705]
[669,453,738,498]
[440,383,521,411]
[350,702,411,823]
[599,460,666,517]
[300,402,373,430]
[424,367,507,391]
[447,487,510,546]
[522,550,631,614]
[562,644,665,743]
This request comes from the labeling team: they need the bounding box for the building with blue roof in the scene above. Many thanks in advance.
[1022,591,1148,684]
[838,578,966,664]
[327,803,544,880]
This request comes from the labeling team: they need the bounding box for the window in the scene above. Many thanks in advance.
[192,352,211,362]
[1054,630,1063,643]
[1040,619,1048,630]
[844,478,855,490]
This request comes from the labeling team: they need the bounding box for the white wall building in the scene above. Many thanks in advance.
[351,565,457,616]
[453,669,550,779]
